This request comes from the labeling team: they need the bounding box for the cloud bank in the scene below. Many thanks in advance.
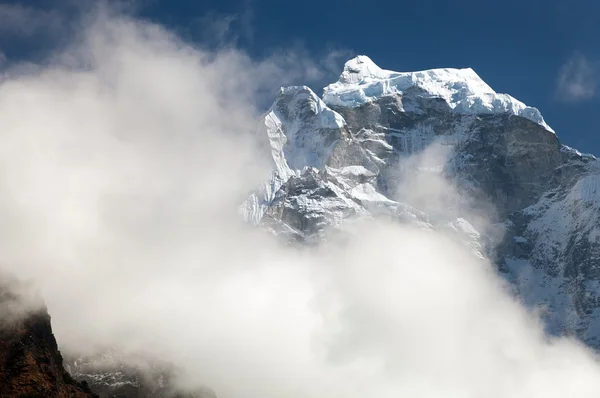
[1,7,600,398]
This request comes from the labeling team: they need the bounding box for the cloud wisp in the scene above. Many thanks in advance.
[556,53,599,102]
[1,8,600,398]
[0,3,65,38]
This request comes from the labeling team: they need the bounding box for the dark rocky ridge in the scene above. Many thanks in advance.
[0,278,97,397]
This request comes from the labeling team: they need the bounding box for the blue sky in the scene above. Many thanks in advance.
[1,0,599,153]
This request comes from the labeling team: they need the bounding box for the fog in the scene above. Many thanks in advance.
[1,8,600,398]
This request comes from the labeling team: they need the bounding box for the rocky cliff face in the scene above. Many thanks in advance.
[242,55,600,348]
[0,278,97,398]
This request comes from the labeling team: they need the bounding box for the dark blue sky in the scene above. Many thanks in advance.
[1,0,600,153]
[140,0,600,153]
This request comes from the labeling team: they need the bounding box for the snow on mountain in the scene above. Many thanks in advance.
[264,85,347,179]
[501,158,600,344]
[240,86,350,225]
[526,168,600,250]
[323,55,553,132]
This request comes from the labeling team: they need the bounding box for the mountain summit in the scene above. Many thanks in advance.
[324,55,553,132]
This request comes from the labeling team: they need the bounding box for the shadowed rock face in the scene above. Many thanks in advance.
[0,280,97,398]
[332,94,568,219]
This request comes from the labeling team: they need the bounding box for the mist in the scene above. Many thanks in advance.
[1,8,600,398]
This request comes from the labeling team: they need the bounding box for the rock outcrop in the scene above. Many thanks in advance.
[0,277,97,397]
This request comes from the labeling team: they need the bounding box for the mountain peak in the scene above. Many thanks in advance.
[323,55,553,133]
[338,55,387,85]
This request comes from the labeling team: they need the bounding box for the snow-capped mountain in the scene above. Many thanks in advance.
[244,55,600,347]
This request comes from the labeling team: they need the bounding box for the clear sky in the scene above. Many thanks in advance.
[1,0,599,153]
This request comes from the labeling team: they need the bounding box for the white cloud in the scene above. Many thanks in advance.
[2,7,600,398]
[556,53,599,102]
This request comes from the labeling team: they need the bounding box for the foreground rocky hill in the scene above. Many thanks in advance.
[0,278,97,397]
